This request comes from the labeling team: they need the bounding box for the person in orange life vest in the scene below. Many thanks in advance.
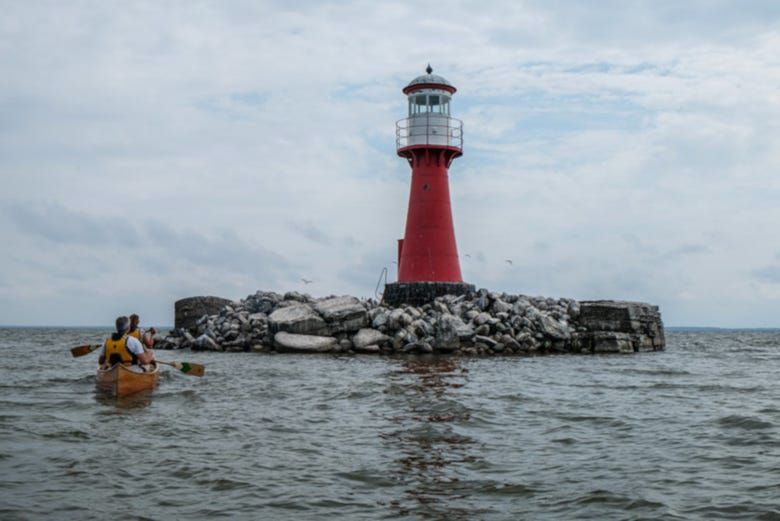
[129,313,156,350]
[98,316,155,372]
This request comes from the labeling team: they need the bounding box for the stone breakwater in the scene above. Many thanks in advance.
[156,290,665,355]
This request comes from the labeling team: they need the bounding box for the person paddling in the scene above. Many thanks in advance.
[129,313,156,349]
[99,316,156,372]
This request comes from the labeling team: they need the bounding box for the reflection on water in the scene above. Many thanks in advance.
[383,357,482,520]
[93,390,154,410]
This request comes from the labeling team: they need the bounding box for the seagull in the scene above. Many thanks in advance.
[301,278,313,284]
[505,259,513,265]
[391,261,398,265]
[464,254,471,259]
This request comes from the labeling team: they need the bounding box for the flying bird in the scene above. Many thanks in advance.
[301,278,313,284]
[464,254,471,259]
[505,259,513,265]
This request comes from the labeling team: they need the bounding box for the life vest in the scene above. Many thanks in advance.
[128,328,141,340]
[103,335,138,366]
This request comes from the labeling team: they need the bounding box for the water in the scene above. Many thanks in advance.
[1,328,780,520]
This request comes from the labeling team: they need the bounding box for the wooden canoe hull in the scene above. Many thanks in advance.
[96,364,159,397]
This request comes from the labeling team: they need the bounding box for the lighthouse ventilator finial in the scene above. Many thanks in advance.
[426,63,433,74]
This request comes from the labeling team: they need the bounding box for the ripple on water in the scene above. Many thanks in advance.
[717,414,774,430]
[2,328,780,520]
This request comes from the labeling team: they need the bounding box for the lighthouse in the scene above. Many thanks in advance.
[383,66,475,305]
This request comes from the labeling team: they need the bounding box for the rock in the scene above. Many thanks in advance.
[474,324,490,336]
[371,310,389,329]
[473,312,491,326]
[283,291,309,302]
[273,332,337,353]
[474,335,498,349]
[491,299,512,314]
[402,342,418,353]
[536,314,571,340]
[352,328,389,349]
[181,330,196,346]
[268,304,329,335]
[354,344,380,353]
[314,296,368,333]
[578,300,665,351]
[433,314,463,351]
[410,319,433,338]
[175,296,233,333]
[592,332,634,353]
[194,334,221,351]
[388,308,412,329]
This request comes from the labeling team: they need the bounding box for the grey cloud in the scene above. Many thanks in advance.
[3,201,142,247]
[752,265,780,284]
[2,200,293,285]
[288,220,361,249]
[143,220,294,279]
[661,243,710,261]
[288,220,332,246]
[524,0,780,45]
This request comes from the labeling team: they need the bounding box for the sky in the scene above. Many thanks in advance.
[1,1,780,327]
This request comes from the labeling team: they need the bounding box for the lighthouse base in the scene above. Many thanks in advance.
[383,281,476,307]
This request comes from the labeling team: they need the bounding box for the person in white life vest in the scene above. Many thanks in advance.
[98,316,156,372]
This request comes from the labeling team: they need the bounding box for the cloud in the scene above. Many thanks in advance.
[2,201,142,247]
[753,265,780,284]
[2,2,780,326]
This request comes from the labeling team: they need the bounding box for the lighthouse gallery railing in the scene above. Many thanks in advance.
[396,115,463,150]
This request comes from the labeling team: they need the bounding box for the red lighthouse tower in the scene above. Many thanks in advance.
[384,66,474,305]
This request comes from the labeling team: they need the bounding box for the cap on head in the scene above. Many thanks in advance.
[115,316,130,334]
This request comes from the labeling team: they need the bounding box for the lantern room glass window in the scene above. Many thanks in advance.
[408,94,451,116]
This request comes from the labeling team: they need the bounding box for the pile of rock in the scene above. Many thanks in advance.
[155,290,664,356]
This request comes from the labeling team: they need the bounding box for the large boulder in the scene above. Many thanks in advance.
[268,304,329,335]
[433,314,470,351]
[314,296,368,333]
[273,332,337,353]
[351,328,389,349]
[578,300,665,350]
[175,296,233,333]
[592,332,635,353]
[536,314,571,340]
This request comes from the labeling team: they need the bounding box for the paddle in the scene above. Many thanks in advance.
[156,360,205,377]
[71,344,100,357]
[70,344,204,377]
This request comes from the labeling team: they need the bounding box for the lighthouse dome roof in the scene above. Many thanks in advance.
[403,65,456,94]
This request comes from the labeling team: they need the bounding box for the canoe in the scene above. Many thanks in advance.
[96,363,160,397]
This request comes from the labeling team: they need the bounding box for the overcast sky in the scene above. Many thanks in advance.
[2,1,779,327]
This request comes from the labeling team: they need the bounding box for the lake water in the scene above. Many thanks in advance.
[1,328,779,520]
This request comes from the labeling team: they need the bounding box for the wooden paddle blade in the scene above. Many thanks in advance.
[179,362,205,377]
[71,344,100,358]
[158,360,205,377]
